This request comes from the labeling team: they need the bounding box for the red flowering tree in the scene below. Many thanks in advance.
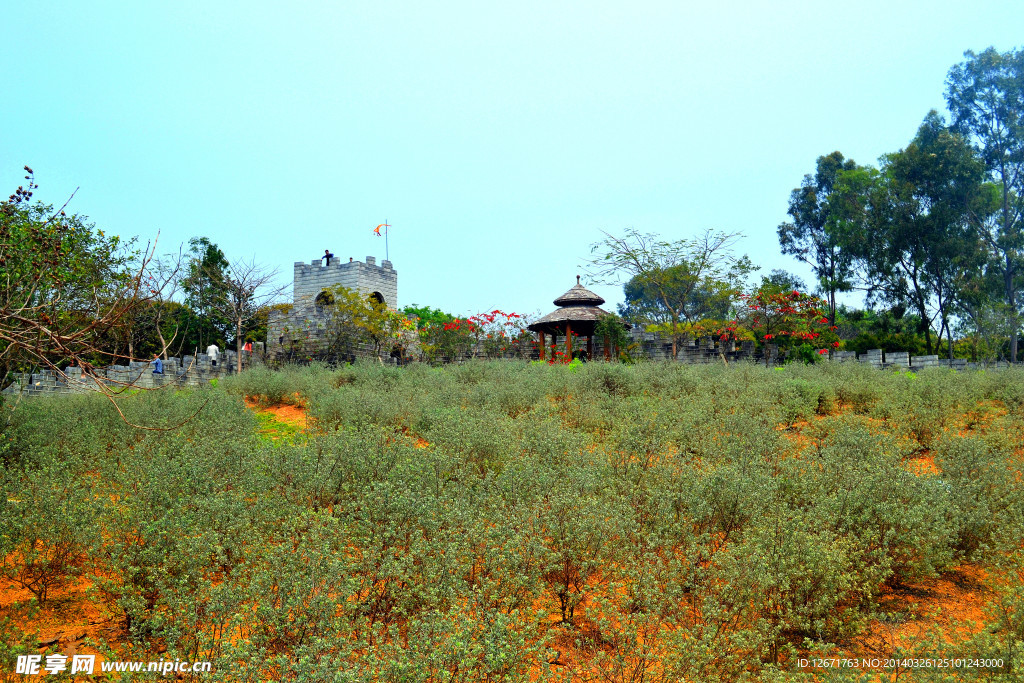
[733,289,839,365]
[418,310,531,363]
[467,310,532,359]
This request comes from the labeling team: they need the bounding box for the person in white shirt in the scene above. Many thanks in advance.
[206,343,219,366]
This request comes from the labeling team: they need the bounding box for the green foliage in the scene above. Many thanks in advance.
[588,227,753,357]
[4,361,1024,681]
[1,461,99,605]
[594,313,633,363]
[837,306,931,356]
[318,284,413,361]
[831,112,994,359]
[777,151,859,326]
[1,170,143,383]
[946,46,1024,362]
[402,304,455,329]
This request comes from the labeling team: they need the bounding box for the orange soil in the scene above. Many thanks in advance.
[0,572,120,662]
[852,564,990,658]
[244,397,308,429]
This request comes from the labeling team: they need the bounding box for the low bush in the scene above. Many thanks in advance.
[3,359,1022,681]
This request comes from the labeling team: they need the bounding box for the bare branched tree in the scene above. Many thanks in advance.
[204,258,288,374]
[145,249,187,359]
[586,228,754,357]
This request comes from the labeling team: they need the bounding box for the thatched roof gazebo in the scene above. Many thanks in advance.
[528,276,631,360]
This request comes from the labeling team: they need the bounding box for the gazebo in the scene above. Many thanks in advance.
[528,276,631,360]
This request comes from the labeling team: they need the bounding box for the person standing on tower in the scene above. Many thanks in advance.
[323,249,335,266]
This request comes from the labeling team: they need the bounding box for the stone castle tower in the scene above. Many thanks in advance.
[266,254,398,356]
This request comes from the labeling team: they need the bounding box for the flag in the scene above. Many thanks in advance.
[374,223,390,236]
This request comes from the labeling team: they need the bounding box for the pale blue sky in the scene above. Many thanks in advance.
[3,2,1021,318]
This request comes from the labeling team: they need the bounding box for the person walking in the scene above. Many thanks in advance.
[206,343,220,367]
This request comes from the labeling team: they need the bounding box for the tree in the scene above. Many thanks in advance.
[0,168,155,390]
[836,306,930,356]
[587,228,753,358]
[946,47,1024,361]
[145,249,187,358]
[205,258,287,374]
[738,289,835,365]
[778,151,858,326]
[759,269,807,294]
[181,236,230,353]
[594,313,633,362]
[320,285,413,363]
[833,112,993,357]
[619,270,732,328]
[402,304,455,330]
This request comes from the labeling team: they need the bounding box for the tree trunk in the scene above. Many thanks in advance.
[1007,253,1018,363]
[1001,161,1018,364]
[236,319,243,375]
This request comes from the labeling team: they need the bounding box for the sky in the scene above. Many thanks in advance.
[2,2,1022,320]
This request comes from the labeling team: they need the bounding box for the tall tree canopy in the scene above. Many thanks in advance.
[946,46,1024,360]
[777,151,859,326]
[833,112,993,357]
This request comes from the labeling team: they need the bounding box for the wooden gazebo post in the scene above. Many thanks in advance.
[565,323,573,358]
[539,331,546,360]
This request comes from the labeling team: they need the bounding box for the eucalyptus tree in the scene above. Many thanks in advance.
[777,151,859,326]
[833,112,993,357]
[946,47,1024,360]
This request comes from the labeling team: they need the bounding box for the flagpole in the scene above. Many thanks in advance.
[385,218,389,262]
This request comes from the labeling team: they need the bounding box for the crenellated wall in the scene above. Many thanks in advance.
[1,349,256,397]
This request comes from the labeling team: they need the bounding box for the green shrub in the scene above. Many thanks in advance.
[5,358,1021,678]
[934,435,1021,558]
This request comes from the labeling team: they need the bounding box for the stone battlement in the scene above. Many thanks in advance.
[1,349,255,397]
[292,255,396,308]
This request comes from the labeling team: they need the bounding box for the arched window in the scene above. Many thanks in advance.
[315,290,335,315]
[369,291,385,306]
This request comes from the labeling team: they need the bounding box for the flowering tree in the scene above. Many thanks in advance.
[418,310,530,363]
[419,316,477,362]
[469,310,531,359]
[731,289,839,364]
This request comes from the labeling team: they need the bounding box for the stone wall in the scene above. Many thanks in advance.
[292,256,397,308]
[6,335,1016,400]
[1,349,255,398]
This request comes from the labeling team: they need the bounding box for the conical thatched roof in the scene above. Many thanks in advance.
[529,305,611,329]
[527,276,630,333]
[553,277,605,307]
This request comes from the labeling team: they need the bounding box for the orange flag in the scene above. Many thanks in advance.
[374,223,390,236]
